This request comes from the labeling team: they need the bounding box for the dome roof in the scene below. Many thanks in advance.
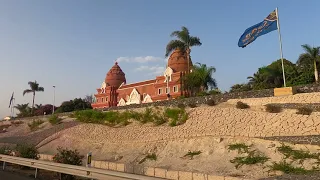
[105,62,126,88]
[167,49,192,72]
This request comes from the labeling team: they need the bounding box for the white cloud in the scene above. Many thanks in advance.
[116,56,164,63]
[134,65,165,75]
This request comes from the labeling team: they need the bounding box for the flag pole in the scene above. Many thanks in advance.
[275,7,286,87]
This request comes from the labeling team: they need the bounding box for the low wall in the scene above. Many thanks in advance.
[16,83,320,120]
[38,154,250,180]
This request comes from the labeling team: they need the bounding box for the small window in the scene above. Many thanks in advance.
[158,88,162,95]
[173,86,178,93]
[165,87,170,94]
[97,99,99,103]
[101,98,104,102]
[106,96,108,101]
[143,93,147,99]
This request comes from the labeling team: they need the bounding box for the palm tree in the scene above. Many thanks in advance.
[165,26,202,72]
[183,63,217,96]
[14,103,32,117]
[23,81,44,114]
[301,44,320,83]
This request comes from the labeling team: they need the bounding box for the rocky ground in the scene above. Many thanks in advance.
[2,92,320,179]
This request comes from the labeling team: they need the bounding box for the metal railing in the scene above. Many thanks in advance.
[0,154,163,180]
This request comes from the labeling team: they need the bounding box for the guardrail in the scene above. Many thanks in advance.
[0,154,164,180]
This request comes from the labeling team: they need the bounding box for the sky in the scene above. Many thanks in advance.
[1,0,320,118]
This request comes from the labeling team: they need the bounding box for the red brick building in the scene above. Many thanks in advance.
[91,49,191,109]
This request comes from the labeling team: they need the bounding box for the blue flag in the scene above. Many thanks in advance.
[238,10,278,48]
[9,92,14,108]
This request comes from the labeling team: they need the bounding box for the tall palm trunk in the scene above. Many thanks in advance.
[32,91,35,114]
[186,48,191,73]
[314,60,319,83]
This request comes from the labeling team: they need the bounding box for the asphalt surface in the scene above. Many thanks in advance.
[0,171,34,180]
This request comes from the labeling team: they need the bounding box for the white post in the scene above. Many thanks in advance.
[53,86,56,114]
[275,7,286,87]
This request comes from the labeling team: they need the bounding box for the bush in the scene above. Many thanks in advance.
[16,144,39,159]
[28,119,44,131]
[296,107,313,115]
[265,104,282,113]
[139,153,157,164]
[0,146,11,155]
[165,108,188,126]
[188,103,197,108]
[206,99,216,106]
[53,147,84,165]
[270,161,312,174]
[236,101,250,109]
[230,151,269,169]
[177,103,186,109]
[197,92,209,96]
[49,114,62,125]
[183,150,202,160]
[53,147,84,180]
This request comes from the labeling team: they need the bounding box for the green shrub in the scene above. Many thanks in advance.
[206,99,216,106]
[183,150,202,159]
[177,103,186,109]
[265,104,282,113]
[16,144,39,159]
[270,161,313,174]
[49,114,62,125]
[53,147,84,165]
[0,146,11,155]
[188,103,197,108]
[139,153,157,164]
[230,151,269,169]
[277,144,319,162]
[197,92,209,96]
[236,101,250,109]
[53,147,84,180]
[228,143,251,153]
[296,107,313,115]
[165,108,188,126]
[28,119,44,131]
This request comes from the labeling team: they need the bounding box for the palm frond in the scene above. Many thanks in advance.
[165,40,185,57]
[37,87,44,92]
[23,89,33,96]
[189,36,202,47]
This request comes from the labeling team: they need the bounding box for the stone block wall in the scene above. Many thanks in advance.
[38,154,250,180]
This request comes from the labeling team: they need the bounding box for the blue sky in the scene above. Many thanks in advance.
[0,0,319,118]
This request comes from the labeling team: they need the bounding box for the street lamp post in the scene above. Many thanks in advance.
[52,86,56,114]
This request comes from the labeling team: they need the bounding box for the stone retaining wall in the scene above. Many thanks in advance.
[15,83,320,121]
[38,154,250,180]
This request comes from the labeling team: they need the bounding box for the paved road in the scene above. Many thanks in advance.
[0,171,34,180]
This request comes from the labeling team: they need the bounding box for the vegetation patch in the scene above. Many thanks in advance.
[188,103,197,108]
[265,104,282,113]
[270,161,316,174]
[277,144,319,163]
[228,143,251,153]
[236,101,250,109]
[230,151,269,169]
[296,107,313,115]
[177,103,186,109]
[165,108,188,126]
[74,108,187,127]
[28,119,44,131]
[183,150,202,160]
[16,144,39,159]
[139,153,157,164]
[53,147,84,180]
[49,114,62,125]
[206,99,216,106]
[0,146,11,155]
